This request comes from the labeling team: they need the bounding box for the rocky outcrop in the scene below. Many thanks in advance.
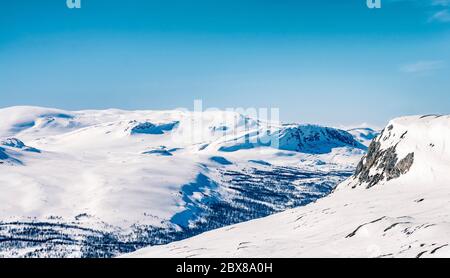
[129,121,179,135]
[353,129,414,188]
[1,138,40,153]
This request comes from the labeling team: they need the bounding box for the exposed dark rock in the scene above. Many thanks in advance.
[396,153,415,177]
[143,149,173,156]
[345,216,386,238]
[129,121,179,135]
[142,146,181,156]
[209,156,233,165]
[354,132,414,188]
[431,244,448,254]
[420,114,441,119]
[130,122,163,135]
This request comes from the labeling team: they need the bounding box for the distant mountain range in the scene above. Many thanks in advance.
[124,115,450,258]
[0,106,371,258]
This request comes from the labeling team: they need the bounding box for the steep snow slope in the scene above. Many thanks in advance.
[0,106,366,257]
[125,115,450,258]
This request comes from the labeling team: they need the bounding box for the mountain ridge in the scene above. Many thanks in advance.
[0,106,370,257]
[123,114,450,258]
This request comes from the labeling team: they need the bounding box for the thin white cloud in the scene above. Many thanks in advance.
[432,0,450,7]
[429,0,450,23]
[388,0,448,6]
[387,0,450,23]
[429,9,450,22]
[400,60,445,73]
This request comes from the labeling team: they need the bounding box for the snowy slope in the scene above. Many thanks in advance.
[347,127,379,147]
[124,115,450,258]
[0,106,367,257]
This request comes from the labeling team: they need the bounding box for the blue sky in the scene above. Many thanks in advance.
[1,0,450,126]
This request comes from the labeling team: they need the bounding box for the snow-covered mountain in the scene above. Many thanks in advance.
[0,106,368,258]
[347,127,379,147]
[124,115,450,258]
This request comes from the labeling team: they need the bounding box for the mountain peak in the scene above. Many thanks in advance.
[341,114,450,189]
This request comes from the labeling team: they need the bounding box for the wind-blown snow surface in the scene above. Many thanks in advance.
[125,115,450,258]
[0,106,367,257]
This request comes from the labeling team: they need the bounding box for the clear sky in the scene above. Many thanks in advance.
[1,0,450,126]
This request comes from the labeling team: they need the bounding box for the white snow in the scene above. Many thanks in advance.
[347,127,379,147]
[123,115,450,258]
[0,106,365,235]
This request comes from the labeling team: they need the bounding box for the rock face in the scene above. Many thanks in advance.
[354,140,414,188]
[351,121,417,188]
